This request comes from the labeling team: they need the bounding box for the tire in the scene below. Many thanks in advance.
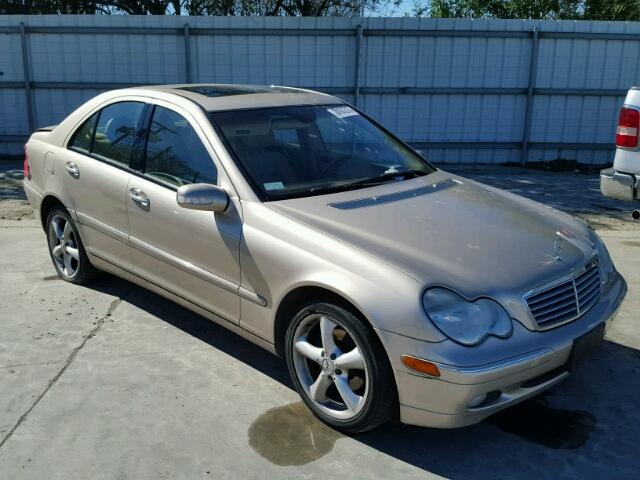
[45,207,100,284]
[285,302,398,434]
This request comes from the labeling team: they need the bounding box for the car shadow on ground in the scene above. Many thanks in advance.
[89,275,640,478]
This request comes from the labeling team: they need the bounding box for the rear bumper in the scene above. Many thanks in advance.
[600,167,638,202]
[379,272,627,429]
[23,178,44,225]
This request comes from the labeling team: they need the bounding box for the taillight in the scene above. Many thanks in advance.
[23,144,31,180]
[616,107,640,148]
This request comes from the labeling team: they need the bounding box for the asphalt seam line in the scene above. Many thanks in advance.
[0,285,134,449]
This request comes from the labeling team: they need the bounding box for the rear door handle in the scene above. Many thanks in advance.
[129,188,150,208]
[65,161,80,178]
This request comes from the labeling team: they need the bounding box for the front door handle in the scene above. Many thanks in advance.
[65,161,80,178]
[128,188,150,208]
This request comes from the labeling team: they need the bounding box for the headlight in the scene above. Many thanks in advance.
[422,288,512,346]
[593,234,615,284]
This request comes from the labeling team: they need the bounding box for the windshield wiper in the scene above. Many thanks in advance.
[282,169,430,199]
[340,169,429,188]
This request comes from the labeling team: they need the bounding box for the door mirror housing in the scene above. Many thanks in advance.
[176,183,230,213]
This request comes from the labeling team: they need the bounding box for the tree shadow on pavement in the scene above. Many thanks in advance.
[0,160,26,200]
[442,164,639,232]
[89,274,293,388]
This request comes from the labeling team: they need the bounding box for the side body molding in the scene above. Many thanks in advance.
[77,210,266,307]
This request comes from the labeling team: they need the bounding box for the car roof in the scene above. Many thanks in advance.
[134,84,344,112]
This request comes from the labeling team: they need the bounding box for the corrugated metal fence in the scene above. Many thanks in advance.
[1,15,640,163]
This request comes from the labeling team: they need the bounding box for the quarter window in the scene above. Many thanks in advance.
[143,106,217,187]
[92,102,145,165]
[69,112,99,152]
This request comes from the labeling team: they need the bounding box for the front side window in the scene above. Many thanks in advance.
[92,102,145,165]
[211,105,435,200]
[143,106,218,187]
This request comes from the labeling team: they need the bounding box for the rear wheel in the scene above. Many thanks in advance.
[46,207,100,284]
[285,302,397,434]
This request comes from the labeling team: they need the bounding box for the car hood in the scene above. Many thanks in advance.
[269,170,597,326]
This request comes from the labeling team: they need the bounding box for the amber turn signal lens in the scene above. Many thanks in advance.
[401,355,441,377]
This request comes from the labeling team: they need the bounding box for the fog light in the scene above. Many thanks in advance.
[468,390,501,409]
[468,394,487,408]
[401,355,441,377]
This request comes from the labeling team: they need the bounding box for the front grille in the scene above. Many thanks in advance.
[525,260,601,329]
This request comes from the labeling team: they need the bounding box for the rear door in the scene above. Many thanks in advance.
[126,102,242,323]
[63,100,147,266]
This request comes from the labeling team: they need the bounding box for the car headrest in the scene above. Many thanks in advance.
[227,120,271,137]
[270,118,308,130]
[104,115,131,141]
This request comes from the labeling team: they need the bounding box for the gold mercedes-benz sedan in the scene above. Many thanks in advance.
[23,84,627,433]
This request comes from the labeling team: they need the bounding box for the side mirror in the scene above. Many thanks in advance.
[176,183,229,213]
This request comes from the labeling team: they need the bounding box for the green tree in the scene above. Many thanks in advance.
[419,0,640,21]
[1,0,97,13]
[581,0,640,21]
[1,0,388,14]
[187,0,383,16]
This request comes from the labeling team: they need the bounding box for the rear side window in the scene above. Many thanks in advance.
[143,106,217,187]
[69,113,98,152]
[92,102,145,165]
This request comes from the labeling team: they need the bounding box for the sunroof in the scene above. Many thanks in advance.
[177,85,294,98]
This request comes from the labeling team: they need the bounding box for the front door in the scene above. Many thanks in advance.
[126,103,242,323]
[62,101,147,266]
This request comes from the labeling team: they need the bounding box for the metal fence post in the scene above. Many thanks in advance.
[353,24,363,107]
[19,22,35,133]
[183,23,192,83]
[521,27,539,166]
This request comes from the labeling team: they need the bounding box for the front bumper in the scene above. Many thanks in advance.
[600,167,638,202]
[379,272,627,429]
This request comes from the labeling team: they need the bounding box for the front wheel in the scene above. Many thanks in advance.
[285,302,398,434]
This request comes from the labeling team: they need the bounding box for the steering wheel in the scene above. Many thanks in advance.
[146,171,188,187]
[318,152,349,177]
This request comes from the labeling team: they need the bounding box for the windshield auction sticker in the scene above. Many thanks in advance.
[327,106,359,119]
[264,181,285,191]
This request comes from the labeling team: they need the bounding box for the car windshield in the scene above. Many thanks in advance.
[210,105,436,200]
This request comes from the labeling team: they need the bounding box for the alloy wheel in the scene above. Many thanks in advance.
[291,313,369,421]
[48,213,80,279]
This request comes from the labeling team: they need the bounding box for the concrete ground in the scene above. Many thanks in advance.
[1,160,639,479]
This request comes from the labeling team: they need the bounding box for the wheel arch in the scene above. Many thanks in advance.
[39,194,69,230]
[273,284,373,358]
[275,283,401,431]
